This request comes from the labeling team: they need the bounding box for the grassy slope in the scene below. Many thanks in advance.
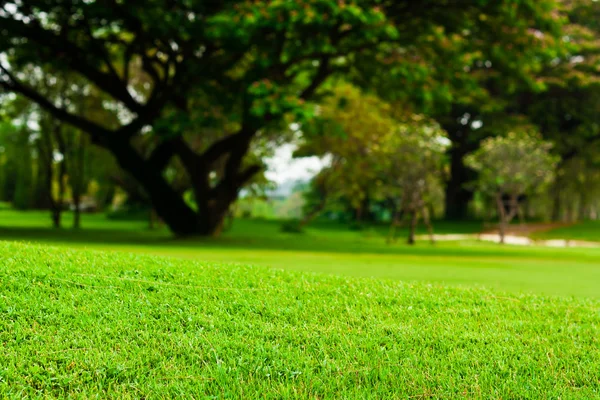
[1,242,599,398]
[533,221,600,242]
[1,210,600,298]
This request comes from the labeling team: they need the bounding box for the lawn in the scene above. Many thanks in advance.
[1,241,599,398]
[533,220,600,242]
[1,209,600,298]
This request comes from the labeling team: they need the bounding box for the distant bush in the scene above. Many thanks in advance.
[106,205,150,221]
[280,219,304,234]
[361,227,379,238]
[348,222,365,231]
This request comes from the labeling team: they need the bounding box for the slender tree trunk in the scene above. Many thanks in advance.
[427,202,436,222]
[523,199,532,220]
[355,205,363,223]
[578,186,588,221]
[72,132,86,229]
[52,176,65,228]
[387,208,400,244]
[38,141,55,226]
[407,209,418,245]
[496,194,506,244]
[551,180,562,222]
[422,206,435,244]
[53,128,68,229]
[300,198,327,228]
[38,121,63,228]
[565,201,574,223]
[223,205,236,232]
[149,208,157,230]
[73,200,81,229]
[360,194,371,222]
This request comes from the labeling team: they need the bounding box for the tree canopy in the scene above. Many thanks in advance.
[0,0,590,235]
[465,131,559,242]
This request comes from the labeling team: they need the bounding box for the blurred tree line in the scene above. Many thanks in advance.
[0,0,598,237]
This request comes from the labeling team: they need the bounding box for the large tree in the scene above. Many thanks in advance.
[520,0,600,220]
[0,0,563,235]
[439,0,599,220]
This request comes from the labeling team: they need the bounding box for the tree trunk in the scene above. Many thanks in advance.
[38,121,63,228]
[422,206,435,244]
[578,186,588,221]
[496,194,506,244]
[300,197,327,228]
[387,208,400,244]
[71,132,86,229]
[53,128,68,229]
[109,137,252,236]
[407,209,418,245]
[50,208,60,228]
[444,145,474,220]
[108,139,201,236]
[198,200,231,237]
[73,198,81,229]
[149,208,156,230]
[355,206,363,223]
[565,201,575,223]
[551,181,562,222]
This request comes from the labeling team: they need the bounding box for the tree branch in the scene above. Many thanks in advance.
[0,64,111,144]
[147,139,177,172]
[300,57,331,100]
[200,129,250,165]
[2,17,143,112]
[237,164,262,186]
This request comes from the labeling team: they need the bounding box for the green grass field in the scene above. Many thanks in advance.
[533,220,600,242]
[1,242,599,398]
[0,209,599,298]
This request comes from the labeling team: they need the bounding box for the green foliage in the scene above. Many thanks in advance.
[0,0,571,234]
[299,83,448,225]
[360,0,565,113]
[381,116,448,209]
[465,131,560,197]
[298,83,399,210]
[1,241,600,397]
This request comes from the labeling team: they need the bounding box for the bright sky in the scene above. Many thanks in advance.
[265,143,327,185]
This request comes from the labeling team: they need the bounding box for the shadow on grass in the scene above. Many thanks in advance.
[0,217,598,264]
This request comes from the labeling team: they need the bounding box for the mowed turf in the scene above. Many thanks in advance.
[1,242,599,398]
[0,210,600,298]
[533,220,600,242]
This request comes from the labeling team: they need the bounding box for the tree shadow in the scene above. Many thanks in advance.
[0,219,595,262]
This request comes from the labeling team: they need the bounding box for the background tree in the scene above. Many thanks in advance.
[296,84,397,223]
[441,0,600,222]
[297,83,448,244]
[519,0,600,221]
[382,118,448,245]
[357,1,564,220]
[465,131,559,243]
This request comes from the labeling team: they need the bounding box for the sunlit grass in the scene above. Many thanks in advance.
[533,220,600,242]
[1,242,599,398]
[0,209,600,298]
